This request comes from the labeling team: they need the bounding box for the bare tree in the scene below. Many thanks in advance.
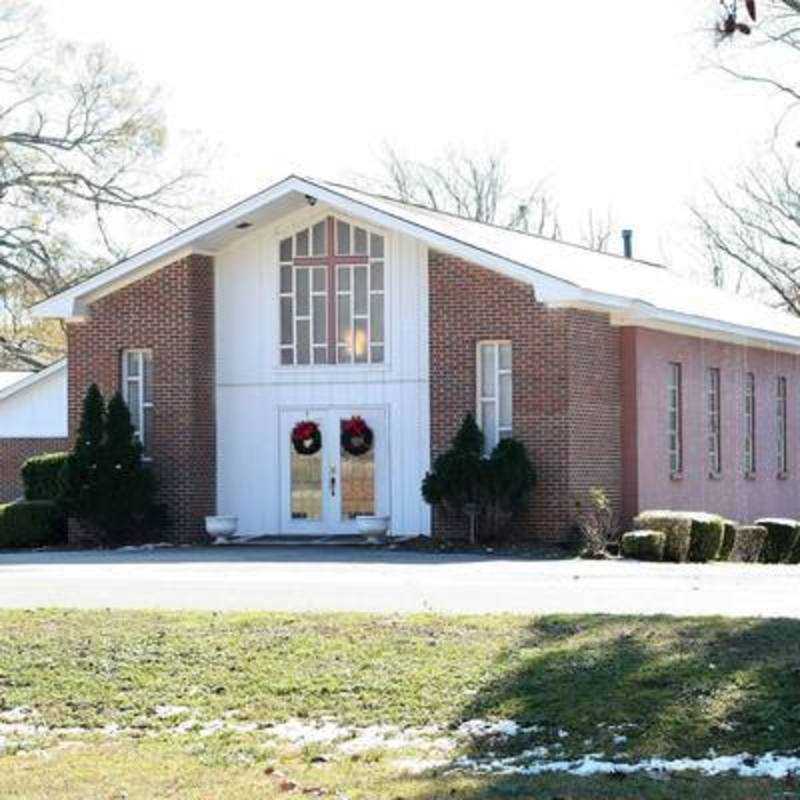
[580,209,615,254]
[375,144,562,238]
[0,1,204,368]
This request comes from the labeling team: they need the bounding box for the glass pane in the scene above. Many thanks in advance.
[312,220,326,256]
[126,351,140,378]
[143,405,154,457]
[480,345,496,398]
[312,294,327,344]
[143,353,153,404]
[291,441,322,520]
[370,261,384,291]
[279,237,292,262]
[337,345,352,364]
[312,267,326,292]
[481,400,497,448]
[354,318,368,363]
[296,229,309,257]
[354,227,368,254]
[370,294,384,342]
[313,346,328,365]
[281,348,294,365]
[280,265,292,294]
[126,379,141,428]
[337,294,351,345]
[499,343,512,370]
[354,267,368,315]
[296,268,310,316]
[280,297,293,345]
[370,345,384,363]
[338,267,350,291]
[296,319,310,365]
[370,233,384,259]
[499,372,512,427]
[337,220,350,255]
[340,431,375,520]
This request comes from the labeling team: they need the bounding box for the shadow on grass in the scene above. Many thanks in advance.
[403,615,800,799]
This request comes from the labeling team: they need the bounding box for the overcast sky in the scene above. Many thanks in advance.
[40,0,786,272]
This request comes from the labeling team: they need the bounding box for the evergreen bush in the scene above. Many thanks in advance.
[21,452,69,501]
[633,511,691,563]
[730,525,768,563]
[718,519,738,561]
[621,530,665,561]
[0,501,66,549]
[755,518,800,563]
[687,513,725,562]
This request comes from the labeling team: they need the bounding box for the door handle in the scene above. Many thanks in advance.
[329,465,336,497]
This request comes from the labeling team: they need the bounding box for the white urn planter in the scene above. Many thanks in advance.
[356,515,391,541]
[205,515,238,538]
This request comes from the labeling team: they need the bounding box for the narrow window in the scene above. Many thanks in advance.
[121,349,154,457]
[777,376,788,475]
[745,372,756,475]
[668,362,683,476]
[707,367,722,476]
[477,341,512,453]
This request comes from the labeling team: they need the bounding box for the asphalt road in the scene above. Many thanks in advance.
[0,546,796,616]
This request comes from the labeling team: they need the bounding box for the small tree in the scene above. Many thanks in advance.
[59,385,165,545]
[422,415,536,544]
[95,392,163,543]
[58,383,106,522]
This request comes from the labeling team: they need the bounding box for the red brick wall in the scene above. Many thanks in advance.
[66,254,216,543]
[0,438,69,502]
[428,251,622,542]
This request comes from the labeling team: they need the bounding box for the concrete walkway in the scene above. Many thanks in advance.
[0,546,797,617]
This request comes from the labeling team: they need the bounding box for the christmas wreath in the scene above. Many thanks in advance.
[341,415,374,457]
[291,420,322,456]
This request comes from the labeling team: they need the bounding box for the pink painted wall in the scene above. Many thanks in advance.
[622,326,800,524]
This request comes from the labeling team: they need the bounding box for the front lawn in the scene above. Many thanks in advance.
[1,611,799,798]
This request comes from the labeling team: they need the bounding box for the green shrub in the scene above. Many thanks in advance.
[788,533,800,565]
[633,511,691,563]
[687,513,725,563]
[21,452,69,501]
[621,530,665,561]
[730,525,768,563]
[422,414,536,543]
[0,501,66,549]
[718,519,738,561]
[755,518,800,564]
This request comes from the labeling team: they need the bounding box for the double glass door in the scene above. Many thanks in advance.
[280,407,388,535]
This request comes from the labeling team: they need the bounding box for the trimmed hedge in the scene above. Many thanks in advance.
[21,452,69,501]
[686,513,725,563]
[730,525,768,563]
[0,501,66,549]
[755,518,800,564]
[633,512,691,563]
[719,519,738,561]
[621,530,665,561]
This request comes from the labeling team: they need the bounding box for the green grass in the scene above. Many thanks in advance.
[1,610,799,798]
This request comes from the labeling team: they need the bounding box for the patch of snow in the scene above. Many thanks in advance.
[613,735,628,746]
[199,720,225,737]
[115,542,174,552]
[0,707,34,723]
[450,751,800,779]
[271,720,350,745]
[458,719,520,738]
[391,756,449,775]
[154,705,189,719]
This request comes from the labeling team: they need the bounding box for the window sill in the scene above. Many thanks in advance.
[708,471,723,481]
[670,472,683,482]
[744,472,757,481]
[777,471,790,481]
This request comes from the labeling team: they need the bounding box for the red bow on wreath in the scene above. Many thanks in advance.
[342,416,369,437]
[292,421,319,443]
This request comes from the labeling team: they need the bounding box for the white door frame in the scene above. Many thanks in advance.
[278,405,390,535]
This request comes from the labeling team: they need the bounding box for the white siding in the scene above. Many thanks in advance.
[0,365,68,438]
[215,203,431,536]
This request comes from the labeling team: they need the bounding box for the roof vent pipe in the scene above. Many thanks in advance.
[622,229,633,259]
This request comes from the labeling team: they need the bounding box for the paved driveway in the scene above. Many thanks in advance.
[0,546,797,617]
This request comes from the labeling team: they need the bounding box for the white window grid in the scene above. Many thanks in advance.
[707,367,722,475]
[477,341,513,453]
[777,376,788,474]
[668,362,683,475]
[121,348,153,457]
[745,372,756,474]
[336,263,385,364]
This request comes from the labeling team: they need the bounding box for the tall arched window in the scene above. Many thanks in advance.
[279,216,385,366]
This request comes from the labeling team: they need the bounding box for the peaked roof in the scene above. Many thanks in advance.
[0,360,65,403]
[31,174,800,352]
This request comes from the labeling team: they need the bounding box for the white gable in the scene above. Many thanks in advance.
[30,174,800,352]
